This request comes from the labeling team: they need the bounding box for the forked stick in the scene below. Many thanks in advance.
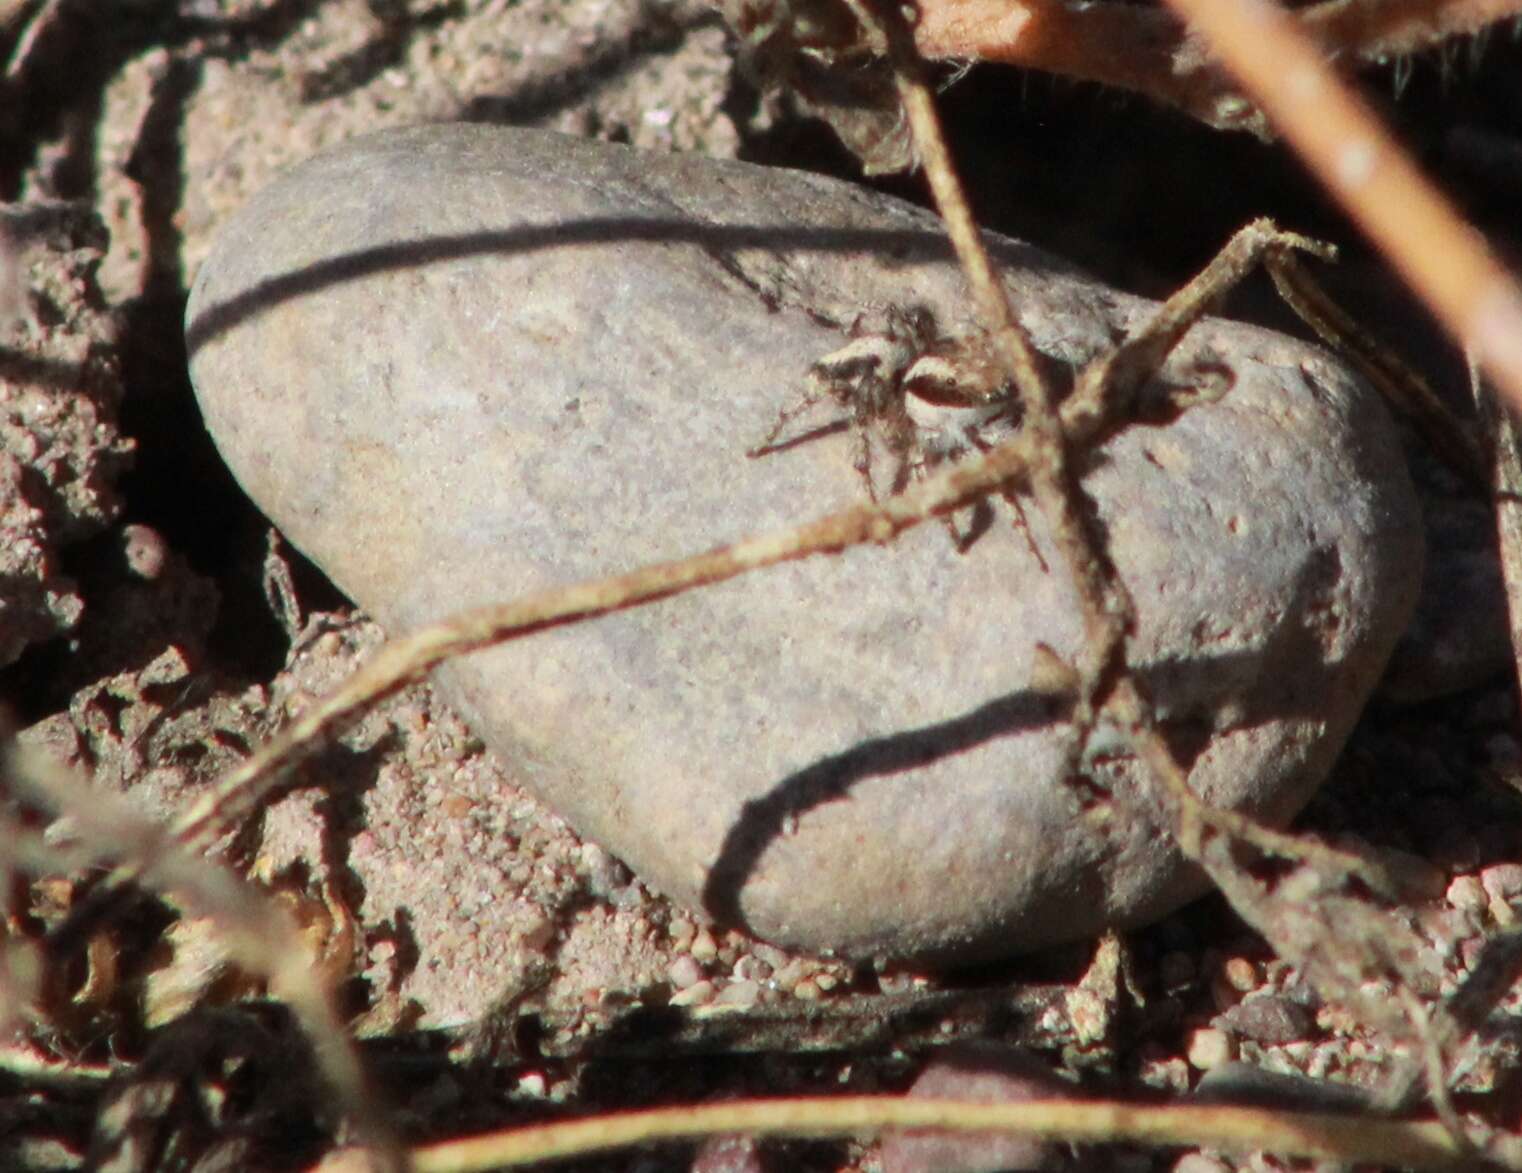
[1158,0,1522,416]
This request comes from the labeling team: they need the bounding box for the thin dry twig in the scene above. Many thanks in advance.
[1474,360,1522,707]
[855,0,1496,1148]
[1268,253,1488,490]
[1156,0,1522,424]
[1,0,63,84]
[388,1096,1474,1172]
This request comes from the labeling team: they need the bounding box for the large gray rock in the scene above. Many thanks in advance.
[186,123,1422,962]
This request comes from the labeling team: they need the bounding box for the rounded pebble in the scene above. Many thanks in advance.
[187,124,1423,961]
[1186,1027,1235,1071]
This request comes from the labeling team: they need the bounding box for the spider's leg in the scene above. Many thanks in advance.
[747,383,830,457]
[943,497,995,553]
[959,422,1046,566]
[854,425,883,502]
[887,444,916,498]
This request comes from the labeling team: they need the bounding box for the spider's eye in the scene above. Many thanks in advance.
[902,356,980,405]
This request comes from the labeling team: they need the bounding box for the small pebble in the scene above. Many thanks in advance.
[578,843,631,900]
[691,1134,767,1173]
[668,916,697,948]
[514,1072,548,1097]
[1187,1027,1236,1072]
[1447,874,1488,914]
[121,524,169,580]
[772,958,809,990]
[668,954,705,990]
[715,980,760,1009]
[1139,1055,1191,1095]
[1194,1062,1373,1112]
[1215,994,1313,1045]
[878,1045,1062,1173]
[1173,1155,1232,1173]
[669,980,715,1008]
[1221,957,1260,993]
[732,955,772,983]
[517,913,555,953]
[1481,862,1522,904]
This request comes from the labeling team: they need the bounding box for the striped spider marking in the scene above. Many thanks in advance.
[748,306,1042,557]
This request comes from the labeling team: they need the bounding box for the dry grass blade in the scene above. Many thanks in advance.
[388,1096,1475,1171]
[1,0,63,84]
[0,739,404,1171]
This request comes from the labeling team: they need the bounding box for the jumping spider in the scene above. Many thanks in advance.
[748,305,1038,554]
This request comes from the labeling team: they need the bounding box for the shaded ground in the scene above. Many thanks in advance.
[2,1,1521,1169]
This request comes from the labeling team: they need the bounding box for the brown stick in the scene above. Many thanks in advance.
[1157,0,1522,419]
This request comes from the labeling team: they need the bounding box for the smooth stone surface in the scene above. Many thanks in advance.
[186,123,1423,962]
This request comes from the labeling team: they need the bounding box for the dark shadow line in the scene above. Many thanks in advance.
[701,686,1069,926]
[458,6,715,127]
[0,346,103,389]
[296,0,464,104]
[130,52,200,302]
[747,417,852,456]
[700,551,1348,931]
[184,218,1061,353]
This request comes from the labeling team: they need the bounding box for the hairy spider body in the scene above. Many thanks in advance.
[749,307,1030,552]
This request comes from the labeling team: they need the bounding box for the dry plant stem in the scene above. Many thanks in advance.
[1067,220,1331,417]
[1158,0,1522,416]
[1396,986,1471,1149]
[863,0,1132,727]
[1301,0,1522,59]
[1269,253,1488,490]
[0,1038,114,1084]
[873,3,1392,892]
[0,743,405,1172]
[911,0,1263,133]
[395,1097,1473,1172]
[1,0,63,83]
[909,0,1522,134]
[1473,362,1522,713]
[161,439,1040,857]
